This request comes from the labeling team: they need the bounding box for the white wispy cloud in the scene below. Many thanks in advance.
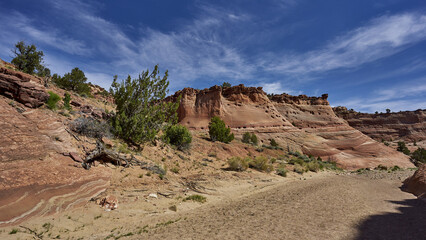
[335,78,426,112]
[267,12,426,75]
[260,82,300,95]
[0,11,89,56]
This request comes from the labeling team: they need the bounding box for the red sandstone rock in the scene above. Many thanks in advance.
[69,152,83,163]
[403,164,426,200]
[333,107,426,142]
[99,195,118,210]
[0,67,49,108]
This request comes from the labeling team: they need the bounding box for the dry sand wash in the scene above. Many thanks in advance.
[141,174,426,240]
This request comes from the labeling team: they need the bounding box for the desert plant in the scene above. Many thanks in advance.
[183,194,206,203]
[270,138,278,147]
[163,124,192,150]
[410,148,426,166]
[250,133,258,145]
[63,92,72,110]
[227,157,249,171]
[276,166,288,177]
[375,164,388,171]
[46,91,61,110]
[222,82,231,88]
[249,156,274,172]
[242,132,251,143]
[208,116,234,143]
[293,164,307,174]
[110,66,179,145]
[70,117,112,138]
[307,161,320,172]
[397,141,410,155]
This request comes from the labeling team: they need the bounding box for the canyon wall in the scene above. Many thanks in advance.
[170,85,413,169]
[333,107,426,142]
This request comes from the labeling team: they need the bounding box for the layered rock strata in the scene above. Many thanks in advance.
[333,107,426,142]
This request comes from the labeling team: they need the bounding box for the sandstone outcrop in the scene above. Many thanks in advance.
[169,85,414,169]
[0,96,110,226]
[333,107,426,142]
[0,67,49,108]
[403,164,426,200]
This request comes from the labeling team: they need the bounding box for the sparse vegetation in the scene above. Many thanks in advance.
[183,194,206,203]
[227,156,250,171]
[222,82,231,88]
[410,147,426,166]
[163,124,192,150]
[46,91,61,110]
[276,165,288,177]
[109,65,179,145]
[70,117,112,139]
[249,156,274,172]
[9,229,18,235]
[270,138,278,147]
[397,141,410,155]
[208,116,234,143]
[242,132,258,145]
[375,164,388,171]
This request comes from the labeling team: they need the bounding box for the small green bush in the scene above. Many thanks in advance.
[390,165,401,172]
[9,229,18,234]
[184,194,206,203]
[250,133,258,145]
[249,156,274,172]
[276,166,287,177]
[227,157,249,171]
[46,91,61,110]
[63,92,72,110]
[208,116,234,143]
[293,164,307,174]
[242,132,251,143]
[375,164,388,171]
[307,161,320,172]
[164,124,192,150]
[270,138,278,147]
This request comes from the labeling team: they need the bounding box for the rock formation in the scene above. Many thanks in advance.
[169,85,414,169]
[0,95,110,226]
[403,164,426,201]
[333,106,426,142]
[0,66,49,108]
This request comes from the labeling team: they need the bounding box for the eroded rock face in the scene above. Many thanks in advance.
[403,164,426,200]
[0,67,49,108]
[169,85,413,169]
[333,107,426,142]
[0,96,110,226]
[167,84,293,130]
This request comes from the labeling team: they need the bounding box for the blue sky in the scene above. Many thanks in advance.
[0,0,425,112]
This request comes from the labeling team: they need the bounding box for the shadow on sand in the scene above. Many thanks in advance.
[355,198,426,240]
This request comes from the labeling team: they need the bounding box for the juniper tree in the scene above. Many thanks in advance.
[11,41,50,76]
[109,65,179,145]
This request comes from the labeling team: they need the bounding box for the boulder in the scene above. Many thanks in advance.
[403,164,426,200]
[69,152,83,163]
[99,195,118,210]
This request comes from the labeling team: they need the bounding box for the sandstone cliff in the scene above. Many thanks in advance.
[169,85,413,169]
[333,106,426,142]
[403,164,426,201]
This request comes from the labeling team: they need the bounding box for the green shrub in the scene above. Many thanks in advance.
[53,68,92,96]
[70,117,112,138]
[307,161,320,172]
[208,116,234,143]
[410,148,426,166]
[250,133,258,145]
[46,91,61,110]
[249,156,273,172]
[293,164,307,174]
[183,195,206,203]
[375,164,388,171]
[163,124,192,150]
[63,92,72,110]
[222,82,231,88]
[9,229,18,234]
[276,166,287,177]
[397,141,410,155]
[227,157,249,171]
[270,138,278,147]
[390,165,401,172]
[242,132,251,143]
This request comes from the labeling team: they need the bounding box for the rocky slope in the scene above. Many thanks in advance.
[169,85,413,169]
[0,66,110,226]
[333,106,426,142]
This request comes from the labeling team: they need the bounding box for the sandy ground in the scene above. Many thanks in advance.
[1,170,425,240]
